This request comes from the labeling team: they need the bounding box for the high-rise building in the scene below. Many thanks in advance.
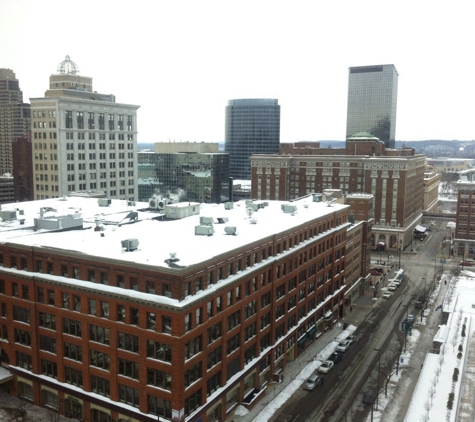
[0,69,30,176]
[29,56,139,201]
[346,64,398,148]
[225,99,280,180]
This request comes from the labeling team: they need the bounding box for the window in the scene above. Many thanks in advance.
[227,333,240,355]
[207,322,222,344]
[207,346,222,369]
[14,329,31,346]
[119,384,139,408]
[185,389,202,417]
[89,299,96,315]
[90,325,110,344]
[42,389,59,410]
[39,335,57,354]
[65,366,83,387]
[41,359,57,378]
[147,341,172,362]
[184,336,202,359]
[64,342,82,361]
[227,310,240,331]
[13,306,30,323]
[91,375,110,397]
[117,305,126,322]
[18,381,33,401]
[118,358,139,379]
[245,322,257,341]
[101,301,109,318]
[162,315,172,334]
[147,368,172,390]
[245,300,257,319]
[63,318,81,337]
[118,332,139,353]
[39,312,55,330]
[147,396,172,419]
[90,409,111,422]
[261,291,271,308]
[207,371,221,396]
[90,350,110,370]
[147,312,156,330]
[184,362,202,387]
[16,352,32,370]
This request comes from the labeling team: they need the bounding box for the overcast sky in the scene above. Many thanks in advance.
[2,0,474,144]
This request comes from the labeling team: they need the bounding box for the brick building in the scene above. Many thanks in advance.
[251,134,428,252]
[0,195,352,421]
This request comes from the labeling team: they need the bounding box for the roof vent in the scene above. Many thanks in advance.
[121,238,139,251]
[168,252,179,262]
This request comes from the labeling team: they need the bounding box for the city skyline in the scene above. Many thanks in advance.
[2,1,475,144]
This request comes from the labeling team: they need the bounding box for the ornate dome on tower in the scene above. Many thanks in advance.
[57,55,79,75]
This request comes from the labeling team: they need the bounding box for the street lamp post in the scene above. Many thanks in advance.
[403,304,410,353]
[422,277,427,310]
[373,348,381,411]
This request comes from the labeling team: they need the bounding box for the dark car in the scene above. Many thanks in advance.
[362,390,376,405]
[370,268,383,275]
[328,352,344,364]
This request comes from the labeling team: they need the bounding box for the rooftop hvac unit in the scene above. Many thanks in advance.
[98,198,111,207]
[224,202,234,210]
[0,210,17,221]
[312,194,322,202]
[200,216,214,225]
[149,196,169,209]
[281,204,298,214]
[121,238,139,251]
[195,225,214,236]
[224,226,237,235]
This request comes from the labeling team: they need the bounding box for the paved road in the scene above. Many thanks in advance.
[270,220,453,422]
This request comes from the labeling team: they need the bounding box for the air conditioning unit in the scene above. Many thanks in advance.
[121,238,139,251]
[195,225,214,236]
[225,226,237,235]
[200,216,214,225]
[149,196,169,209]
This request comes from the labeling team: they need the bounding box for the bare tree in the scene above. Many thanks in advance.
[424,398,431,419]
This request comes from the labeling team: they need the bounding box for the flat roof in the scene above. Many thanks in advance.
[0,196,348,269]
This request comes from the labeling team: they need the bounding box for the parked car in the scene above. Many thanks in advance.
[460,259,475,266]
[328,352,344,364]
[318,360,335,373]
[415,300,423,309]
[304,374,324,390]
[407,314,415,324]
[370,268,383,275]
[336,339,351,352]
[347,334,356,344]
[362,390,376,405]
[387,283,397,292]
[383,292,392,299]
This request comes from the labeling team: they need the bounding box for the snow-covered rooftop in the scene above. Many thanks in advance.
[0,196,348,269]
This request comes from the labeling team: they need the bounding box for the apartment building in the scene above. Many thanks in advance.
[0,195,350,421]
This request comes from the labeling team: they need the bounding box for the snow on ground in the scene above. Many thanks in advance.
[252,326,356,422]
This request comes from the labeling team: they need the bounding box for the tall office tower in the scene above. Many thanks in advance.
[30,56,140,201]
[346,64,398,148]
[0,69,31,176]
[225,98,280,180]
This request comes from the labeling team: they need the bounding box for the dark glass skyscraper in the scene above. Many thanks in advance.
[346,64,398,148]
[225,99,280,180]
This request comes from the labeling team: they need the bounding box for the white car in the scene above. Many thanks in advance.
[387,283,397,292]
[336,340,351,352]
[383,292,392,299]
[318,360,335,373]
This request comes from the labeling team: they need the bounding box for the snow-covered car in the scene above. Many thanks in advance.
[382,292,392,299]
[318,360,335,373]
[336,340,351,352]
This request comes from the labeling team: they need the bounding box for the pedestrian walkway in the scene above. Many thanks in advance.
[238,291,377,422]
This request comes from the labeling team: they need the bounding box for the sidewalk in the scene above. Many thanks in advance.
[237,291,377,422]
